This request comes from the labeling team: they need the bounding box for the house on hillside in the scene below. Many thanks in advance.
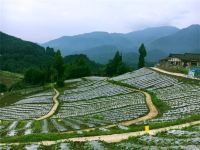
[160,53,200,67]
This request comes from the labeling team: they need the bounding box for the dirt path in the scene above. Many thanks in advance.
[120,90,158,126]
[1,120,199,146]
[151,67,200,80]
[66,120,200,143]
[35,88,59,120]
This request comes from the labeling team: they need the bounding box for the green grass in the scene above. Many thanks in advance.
[0,85,52,107]
[33,121,42,133]
[0,92,24,107]
[157,65,189,75]
[0,70,23,88]
[149,92,170,117]
[91,115,104,120]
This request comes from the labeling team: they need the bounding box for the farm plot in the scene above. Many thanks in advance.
[60,81,132,102]
[55,93,148,123]
[53,79,149,128]
[111,68,200,122]
[0,91,54,120]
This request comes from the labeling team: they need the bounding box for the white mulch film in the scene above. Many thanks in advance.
[0,68,199,149]
[111,68,200,122]
[0,92,54,120]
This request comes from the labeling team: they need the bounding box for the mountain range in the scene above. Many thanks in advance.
[42,25,200,64]
[1,24,199,71]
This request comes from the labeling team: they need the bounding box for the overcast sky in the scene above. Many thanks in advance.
[0,0,199,43]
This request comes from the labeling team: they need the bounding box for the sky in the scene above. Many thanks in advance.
[0,0,200,43]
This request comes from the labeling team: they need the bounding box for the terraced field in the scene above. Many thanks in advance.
[0,77,149,137]
[0,68,199,149]
[111,68,200,123]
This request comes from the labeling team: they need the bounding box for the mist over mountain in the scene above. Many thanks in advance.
[125,26,180,46]
[42,26,179,54]
[42,32,135,55]
[42,26,183,64]
[148,25,200,53]
[1,24,199,70]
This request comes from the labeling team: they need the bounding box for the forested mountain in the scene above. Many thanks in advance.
[42,25,200,64]
[125,26,179,46]
[42,32,135,55]
[42,26,179,57]
[79,45,120,64]
[148,25,200,53]
[0,32,54,73]
[1,24,199,74]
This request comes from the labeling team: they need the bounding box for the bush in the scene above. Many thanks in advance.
[24,68,45,85]
[0,83,7,92]
[56,79,64,87]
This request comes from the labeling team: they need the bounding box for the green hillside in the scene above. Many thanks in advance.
[0,32,54,73]
[0,70,23,88]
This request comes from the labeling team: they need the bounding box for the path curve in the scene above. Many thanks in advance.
[81,89,158,130]
[35,88,59,120]
[120,90,158,126]
[151,67,200,80]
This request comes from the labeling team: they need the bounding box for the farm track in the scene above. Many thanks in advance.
[65,120,200,143]
[35,88,59,120]
[151,67,200,80]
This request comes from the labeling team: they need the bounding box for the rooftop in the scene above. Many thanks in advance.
[169,53,200,61]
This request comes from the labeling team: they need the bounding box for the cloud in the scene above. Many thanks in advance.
[0,0,199,43]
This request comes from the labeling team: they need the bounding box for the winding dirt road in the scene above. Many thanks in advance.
[35,88,59,120]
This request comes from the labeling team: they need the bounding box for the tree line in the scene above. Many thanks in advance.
[0,43,147,92]
[23,43,147,87]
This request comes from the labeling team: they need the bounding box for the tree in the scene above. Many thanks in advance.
[53,50,65,87]
[0,83,7,92]
[117,63,130,75]
[65,57,91,79]
[46,47,55,56]
[105,51,129,76]
[138,43,147,69]
[24,67,45,85]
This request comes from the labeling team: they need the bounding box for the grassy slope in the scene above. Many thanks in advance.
[0,70,23,87]
[0,84,52,107]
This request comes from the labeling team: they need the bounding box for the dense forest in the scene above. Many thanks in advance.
[0,32,55,73]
